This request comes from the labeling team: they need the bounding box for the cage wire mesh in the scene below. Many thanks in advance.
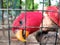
[0,0,60,45]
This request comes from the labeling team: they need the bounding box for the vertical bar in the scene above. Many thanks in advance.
[55,0,60,45]
[0,0,1,8]
[40,0,44,45]
[19,0,22,9]
[1,0,6,38]
[49,0,51,6]
[55,29,58,45]
[32,0,34,10]
[24,0,27,45]
[7,0,11,45]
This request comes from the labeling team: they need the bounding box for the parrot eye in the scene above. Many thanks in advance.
[20,20,23,25]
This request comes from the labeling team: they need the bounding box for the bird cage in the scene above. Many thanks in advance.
[0,0,60,45]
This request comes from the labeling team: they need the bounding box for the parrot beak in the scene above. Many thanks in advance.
[15,30,29,42]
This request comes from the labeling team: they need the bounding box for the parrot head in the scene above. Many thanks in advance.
[46,6,60,27]
[12,11,43,42]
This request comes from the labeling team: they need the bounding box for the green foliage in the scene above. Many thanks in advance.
[3,0,38,10]
[40,0,59,7]
[16,0,20,8]
[26,0,38,10]
[33,3,38,10]
[40,0,49,7]
[3,0,7,8]
[27,3,38,10]
[3,0,21,16]
[3,0,20,8]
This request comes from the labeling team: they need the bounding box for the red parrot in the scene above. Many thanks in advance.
[12,11,43,42]
[46,6,60,27]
